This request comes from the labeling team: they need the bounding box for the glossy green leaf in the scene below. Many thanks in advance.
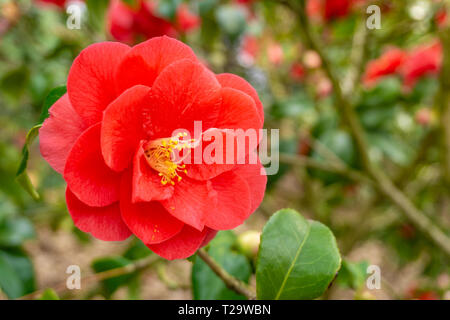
[256,209,341,300]
[192,231,252,300]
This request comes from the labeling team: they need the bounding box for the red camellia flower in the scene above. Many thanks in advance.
[400,41,443,88]
[363,48,406,87]
[39,36,266,260]
[307,0,359,21]
[108,0,199,44]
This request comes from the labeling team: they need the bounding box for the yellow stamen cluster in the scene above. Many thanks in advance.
[144,132,195,186]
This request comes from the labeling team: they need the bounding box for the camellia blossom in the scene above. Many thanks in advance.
[307,0,358,21]
[363,48,406,87]
[107,0,200,44]
[363,42,442,89]
[39,36,266,260]
[400,41,443,88]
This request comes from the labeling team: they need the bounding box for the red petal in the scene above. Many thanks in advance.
[147,225,211,260]
[67,42,130,126]
[64,123,121,207]
[216,73,264,123]
[233,159,267,214]
[204,170,251,230]
[132,141,174,202]
[120,171,184,244]
[184,128,236,181]
[39,94,87,174]
[115,36,197,94]
[143,59,221,139]
[101,85,150,172]
[216,87,262,130]
[161,178,214,231]
[200,229,218,247]
[66,188,131,241]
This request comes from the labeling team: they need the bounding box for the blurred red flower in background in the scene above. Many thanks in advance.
[363,41,442,89]
[107,0,199,44]
[36,0,67,7]
[39,37,266,260]
[307,0,361,21]
[290,62,305,82]
[239,35,260,66]
[363,48,406,87]
[400,41,443,88]
[267,42,284,65]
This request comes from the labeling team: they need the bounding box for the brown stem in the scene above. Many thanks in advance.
[438,24,450,187]
[19,255,160,300]
[197,249,256,300]
[279,153,373,185]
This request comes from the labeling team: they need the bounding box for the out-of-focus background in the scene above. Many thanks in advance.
[1,0,450,300]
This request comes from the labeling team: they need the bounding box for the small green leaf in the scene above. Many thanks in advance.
[0,248,36,299]
[39,86,67,123]
[16,86,67,200]
[15,125,42,201]
[0,217,35,247]
[192,231,252,300]
[256,209,341,300]
[39,288,60,300]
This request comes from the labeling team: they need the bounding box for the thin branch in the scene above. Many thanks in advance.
[197,249,256,300]
[19,255,160,300]
[342,18,368,97]
[438,24,450,187]
[279,153,373,185]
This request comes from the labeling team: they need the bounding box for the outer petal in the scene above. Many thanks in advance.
[39,94,87,174]
[215,87,262,131]
[233,158,267,214]
[132,141,174,202]
[115,36,197,94]
[120,171,184,244]
[146,225,211,260]
[143,59,221,139]
[66,188,131,241]
[67,42,130,126]
[216,73,264,123]
[64,123,121,207]
[101,85,150,172]
[161,178,214,231]
[204,170,251,230]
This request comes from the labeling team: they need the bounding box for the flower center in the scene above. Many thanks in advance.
[144,132,196,186]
